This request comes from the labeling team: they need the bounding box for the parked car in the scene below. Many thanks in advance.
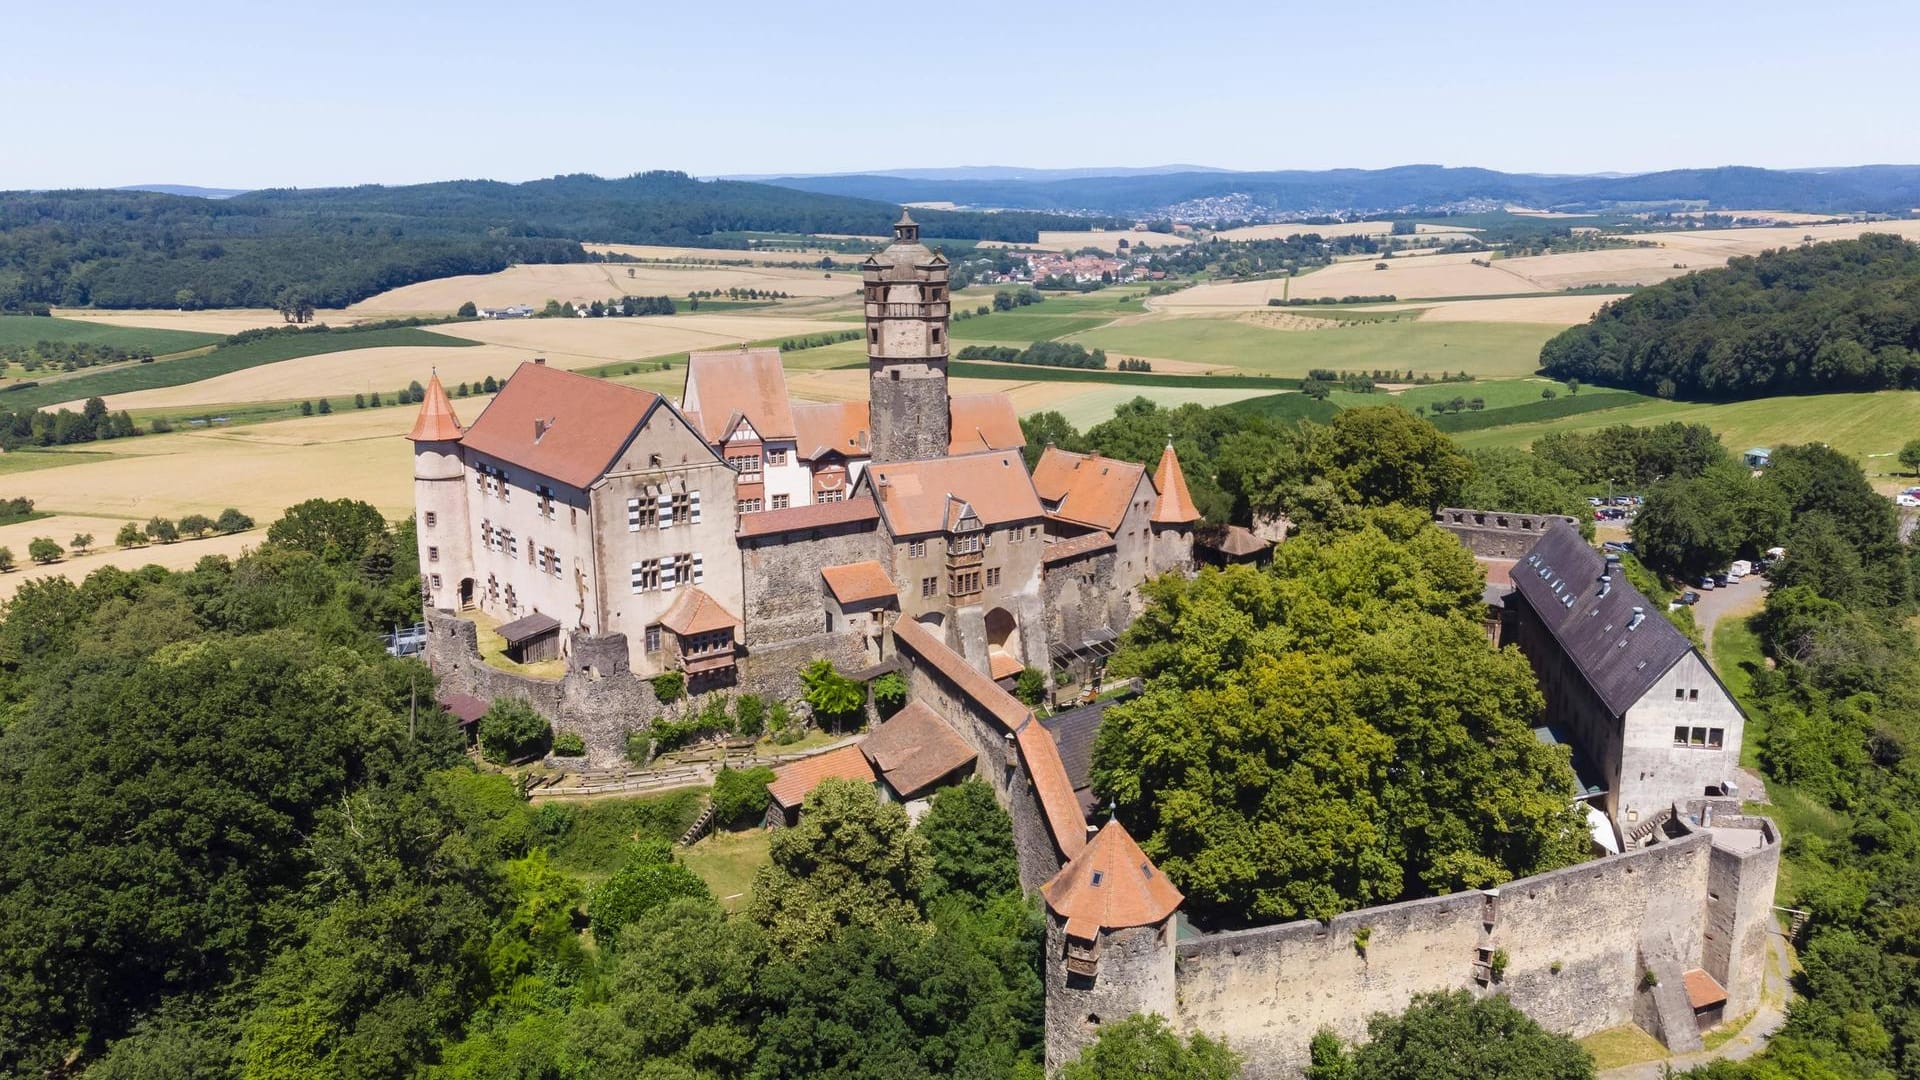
[1680,590,1701,606]
[1899,493,1920,508]
[1713,572,1730,588]
[1697,576,1716,590]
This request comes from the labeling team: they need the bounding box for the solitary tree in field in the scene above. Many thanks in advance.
[70,533,92,555]
[0,547,13,572]
[316,398,332,415]
[274,288,314,324]
[27,538,63,564]
[1900,438,1920,477]
[456,300,477,317]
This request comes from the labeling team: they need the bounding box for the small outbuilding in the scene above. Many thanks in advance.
[495,612,561,663]
[764,743,878,828]
[1743,448,1772,469]
[860,701,977,813]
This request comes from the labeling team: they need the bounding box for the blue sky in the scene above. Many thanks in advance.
[7,0,1917,190]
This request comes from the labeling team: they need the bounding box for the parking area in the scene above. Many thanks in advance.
[1689,573,1768,641]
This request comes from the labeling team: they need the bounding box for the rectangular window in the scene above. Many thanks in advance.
[767,448,788,467]
[644,624,662,652]
[1008,526,1022,544]
[931,327,943,345]
[826,612,836,633]
[820,489,843,503]
[1689,688,1700,701]
[537,485,555,520]
[921,576,937,598]
[672,491,690,525]
[1674,726,1690,747]
[1675,688,1686,701]
[545,547,560,576]
[430,573,442,590]
[727,453,761,477]
[631,559,660,593]
[428,546,440,563]
[475,474,487,495]
[740,497,763,514]
[423,511,437,528]
[1708,728,1725,748]
[950,571,980,595]
[771,494,790,510]
[1690,726,1708,747]
[909,540,926,558]
[952,533,982,555]
[628,497,657,531]
[986,566,1001,587]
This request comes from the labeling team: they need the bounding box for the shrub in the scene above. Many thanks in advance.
[1490,948,1509,982]
[27,537,63,564]
[801,659,865,730]
[870,672,908,718]
[652,671,685,705]
[587,841,709,950]
[316,398,332,415]
[733,694,767,737]
[552,731,586,757]
[215,508,254,534]
[477,699,550,764]
[1013,667,1046,707]
[625,730,651,763]
[711,765,777,825]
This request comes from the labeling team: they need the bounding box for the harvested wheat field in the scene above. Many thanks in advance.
[0,526,266,601]
[1406,294,1620,324]
[1214,221,1478,242]
[347,262,857,316]
[439,313,845,361]
[56,343,532,413]
[52,308,350,335]
[583,242,846,262]
[3,407,421,527]
[1665,210,1844,225]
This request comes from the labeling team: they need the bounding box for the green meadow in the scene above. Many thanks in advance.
[0,315,223,355]
[1066,315,1558,379]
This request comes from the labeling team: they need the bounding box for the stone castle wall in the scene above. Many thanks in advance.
[1157,817,1777,1078]
[1436,507,1581,559]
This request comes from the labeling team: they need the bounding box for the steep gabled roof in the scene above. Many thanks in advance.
[459,363,665,489]
[1041,819,1183,942]
[767,744,877,810]
[861,450,1044,537]
[948,393,1026,455]
[1032,447,1147,532]
[407,372,464,442]
[681,348,796,444]
[1150,441,1200,524]
[1512,525,1696,718]
[861,701,977,801]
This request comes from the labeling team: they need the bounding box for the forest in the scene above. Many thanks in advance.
[1539,234,1920,398]
[0,172,1100,310]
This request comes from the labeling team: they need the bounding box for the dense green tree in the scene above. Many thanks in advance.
[267,498,390,564]
[216,508,257,534]
[456,301,478,318]
[800,658,866,729]
[710,765,776,825]
[115,521,145,548]
[476,699,549,764]
[0,547,12,572]
[749,777,928,954]
[587,841,710,951]
[1455,447,1592,536]
[1309,991,1594,1080]
[869,671,907,718]
[26,536,61,563]
[177,513,214,538]
[1094,512,1586,923]
[918,778,1022,904]
[1018,409,1089,467]
[71,532,93,554]
[1761,443,1907,608]
[143,516,178,544]
[1057,1013,1242,1079]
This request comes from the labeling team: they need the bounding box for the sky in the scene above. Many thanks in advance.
[7,0,1919,191]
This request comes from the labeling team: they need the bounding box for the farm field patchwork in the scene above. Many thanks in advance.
[346,261,859,316]
[0,315,222,355]
[1067,314,1560,379]
[48,307,336,335]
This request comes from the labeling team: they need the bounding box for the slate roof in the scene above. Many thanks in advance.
[1041,695,1131,816]
[861,701,977,800]
[458,362,666,489]
[1512,525,1695,718]
[1042,819,1183,941]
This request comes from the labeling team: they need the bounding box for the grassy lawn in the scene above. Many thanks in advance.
[548,789,706,882]
[681,827,772,911]
[1331,377,1571,412]
[0,448,119,476]
[1067,315,1559,379]
[469,609,566,681]
[1711,615,1766,768]
[0,315,222,354]
[1,326,476,412]
[1578,1025,1668,1070]
[1452,389,1920,469]
[952,312,1123,344]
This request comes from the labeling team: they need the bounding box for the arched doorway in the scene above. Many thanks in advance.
[985,607,1022,680]
[458,577,475,610]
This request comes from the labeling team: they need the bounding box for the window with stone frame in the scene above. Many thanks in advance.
[631,559,660,593]
[537,485,556,520]
[671,491,692,523]
[740,497,764,514]
[644,624,663,652]
[909,539,927,558]
[628,496,657,531]
[820,488,844,502]
[428,546,440,563]
[771,494,790,510]
[950,570,981,596]
[727,453,761,477]
[921,576,937,597]
[952,532,982,555]
[767,448,788,467]
[986,566,1000,588]
[424,511,437,528]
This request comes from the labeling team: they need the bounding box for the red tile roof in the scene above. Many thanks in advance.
[948,393,1026,454]
[1042,819,1183,941]
[793,401,872,460]
[1684,968,1728,1010]
[407,373,464,442]
[767,743,877,809]
[821,561,896,605]
[1151,442,1200,524]
[1032,447,1147,532]
[1043,530,1117,565]
[682,348,796,442]
[865,450,1043,537]
[861,701,977,800]
[736,494,880,537]
[658,587,740,636]
[891,618,1086,862]
[459,362,665,490]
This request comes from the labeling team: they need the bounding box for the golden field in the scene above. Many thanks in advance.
[582,242,848,262]
[0,517,265,601]
[1213,221,1478,242]
[52,308,353,334]
[346,262,858,316]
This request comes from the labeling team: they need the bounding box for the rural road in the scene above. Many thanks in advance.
[1690,573,1769,642]
[1600,931,1795,1079]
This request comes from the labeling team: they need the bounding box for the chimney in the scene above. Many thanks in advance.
[533,417,554,442]
[1627,606,1645,630]
[1599,573,1612,598]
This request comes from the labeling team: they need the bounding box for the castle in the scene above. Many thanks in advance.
[411,220,1776,1076]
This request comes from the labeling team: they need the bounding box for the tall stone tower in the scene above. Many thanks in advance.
[865,211,951,464]
[407,372,474,614]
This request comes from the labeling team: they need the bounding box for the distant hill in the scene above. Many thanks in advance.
[760,164,1920,216]
[0,171,1107,310]
[727,164,1230,182]
[118,184,251,199]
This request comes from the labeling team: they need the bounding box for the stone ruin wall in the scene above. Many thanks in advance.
[1436,507,1581,559]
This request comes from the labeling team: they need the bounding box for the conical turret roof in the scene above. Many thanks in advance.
[1042,818,1183,942]
[407,372,464,442]
[1150,440,1199,524]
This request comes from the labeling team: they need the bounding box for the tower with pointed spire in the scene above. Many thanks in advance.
[407,372,474,613]
[1041,818,1183,1070]
[1148,439,1199,575]
[864,211,952,464]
